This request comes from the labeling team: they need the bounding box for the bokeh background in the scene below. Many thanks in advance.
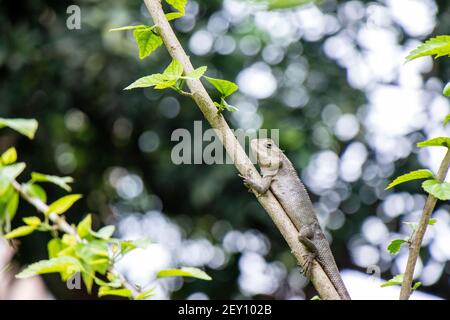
[1,0,450,299]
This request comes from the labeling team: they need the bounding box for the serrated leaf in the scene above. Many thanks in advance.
[4,225,37,239]
[23,216,41,227]
[428,218,437,225]
[422,179,450,200]
[98,286,132,298]
[125,74,167,90]
[133,29,163,59]
[165,0,187,15]
[157,267,212,281]
[77,214,92,238]
[16,256,83,279]
[109,25,149,32]
[417,137,450,148]
[387,239,407,254]
[182,66,208,80]
[204,76,238,97]
[46,194,82,216]
[23,183,47,203]
[380,274,404,288]
[31,172,74,192]
[406,36,450,62]
[1,147,17,165]
[163,59,184,79]
[385,169,434,190]
[0,118,38,139]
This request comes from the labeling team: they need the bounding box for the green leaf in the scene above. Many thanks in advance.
[443,82,450,97]
[417,137,450,148]
[134,288,155,300]
[165,0,187,15]
[98,286,132,298]
[4,225,37,239]
[385,169,435,190]
[109,25,149,32]
[46,194,82,216]
[23,183,47,203]
[75,241,110,274]
[204,76,238,97]
[422,179,450,200]
[412,281,422,291]
[0,118,38,139]
[133,28,163,59]
[163,59,184,80]
[0,163,26,195]
[443,114,450,127]
[182,66,208,80]
[1,147,17,165]
[92,225,115,240]
[406,35,450,62]
[82,271,94,294]
[310,295,321,300]
[125,74,167,90]
[428,218,438,225]
[157,267,212,281]
[23,216,41,227]
[47,238,62,259]
[264,0,316,10]
[165,12,184,21]
[119,239,151,255]
[380,274,404,288]
[16,256,83,279]
[31,172,74,192]
[5,191,19,220]
[77,214,92,238]
[387,239,408,254]
[220,98,239,112]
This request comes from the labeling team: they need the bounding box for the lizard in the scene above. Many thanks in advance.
[240,138,351,300]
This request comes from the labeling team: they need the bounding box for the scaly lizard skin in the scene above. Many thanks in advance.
[241,138,351,300]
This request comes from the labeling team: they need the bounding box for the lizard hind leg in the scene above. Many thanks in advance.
[298,225,318,278]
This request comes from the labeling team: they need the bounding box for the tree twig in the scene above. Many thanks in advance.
[400,148,450,300]
[10,180,140,298]
[143,0,343,300]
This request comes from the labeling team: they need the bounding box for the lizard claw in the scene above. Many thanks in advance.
[238,174,254,193]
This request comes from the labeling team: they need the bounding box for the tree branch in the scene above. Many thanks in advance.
[400,148,450,300]
[10,180,140,298]
[143,0,342,299]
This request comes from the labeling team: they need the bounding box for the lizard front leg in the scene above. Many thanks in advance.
[298,224,318,278]
[239,174,273,195]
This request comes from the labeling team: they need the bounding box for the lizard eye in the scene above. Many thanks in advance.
[266,142,272,148]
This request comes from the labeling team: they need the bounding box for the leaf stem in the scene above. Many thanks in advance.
[10,179,140,298]
[400,148,450,299]
[143,0,344,300]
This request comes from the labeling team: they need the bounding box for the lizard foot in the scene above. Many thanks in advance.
[301,253,316,278]
[238,174,256,193]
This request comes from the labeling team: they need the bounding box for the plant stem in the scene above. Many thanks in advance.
[143,0,343,300]
[399,148,450,300]
[10,179,140,298]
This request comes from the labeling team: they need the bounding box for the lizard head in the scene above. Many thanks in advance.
[250,138,282,171]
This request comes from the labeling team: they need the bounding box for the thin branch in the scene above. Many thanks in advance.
[143,0,342,300]
[400,148,450,300]
[10,180,140,298]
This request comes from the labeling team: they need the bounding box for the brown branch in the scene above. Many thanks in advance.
[143,0,342,300]
[10,180,140,298]
[400,148,450,300]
